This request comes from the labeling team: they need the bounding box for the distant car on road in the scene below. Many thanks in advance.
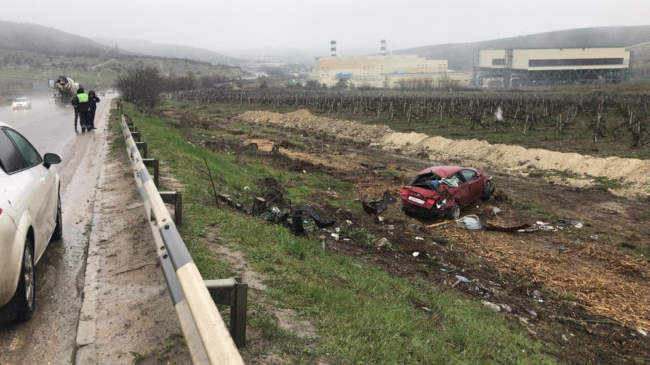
[401,165,494,219]
[0,122,62,322]
[11,97,32,111]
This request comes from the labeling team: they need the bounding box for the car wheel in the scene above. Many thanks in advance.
[481,180,495,201]
[446,201,461,220]
[8,238,36,322]
[51,191,62,241]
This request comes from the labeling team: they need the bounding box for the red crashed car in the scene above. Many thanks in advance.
[401,166,494,219]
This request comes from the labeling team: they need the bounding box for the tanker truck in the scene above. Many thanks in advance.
[50,76,79,106]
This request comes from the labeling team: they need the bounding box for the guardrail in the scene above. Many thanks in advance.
[120,113,245,365]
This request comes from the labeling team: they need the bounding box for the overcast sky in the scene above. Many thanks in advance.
[2,0,649,56]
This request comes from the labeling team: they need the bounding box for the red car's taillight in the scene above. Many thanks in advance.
[401,188,408,198]
[426,199,436,206]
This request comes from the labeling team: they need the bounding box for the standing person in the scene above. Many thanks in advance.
[87,90,101,130]
[71,87,90,133]
[72,101,80,133]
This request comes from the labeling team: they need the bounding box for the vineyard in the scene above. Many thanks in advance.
[172,88,650,158]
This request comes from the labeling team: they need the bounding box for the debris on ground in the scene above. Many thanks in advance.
[431,236,450,245]
[483,221,532,232]
[426,221,449,229]
[482,301,502,312]
[361,191,396,215]
[261,206,288,224]
[557,218,584,228]
[376,237,392,249]
[536,221,560,232]
[491,207,503,215]
[218,193,244,210]
[456,215,482,230]
[452,274,472,288]
[289,208,335,236]
[455,274,471,283]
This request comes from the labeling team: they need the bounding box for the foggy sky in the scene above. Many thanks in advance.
[2,0,648,56]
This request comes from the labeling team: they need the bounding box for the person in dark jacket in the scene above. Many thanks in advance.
[87,90,100,130]
[71,87,91,133]
[72,100,80,133]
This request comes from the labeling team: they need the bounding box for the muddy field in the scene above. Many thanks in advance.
[238,109,650,198]
[158,104,649,363]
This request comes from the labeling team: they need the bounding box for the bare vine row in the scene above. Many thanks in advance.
[172,89,649,148]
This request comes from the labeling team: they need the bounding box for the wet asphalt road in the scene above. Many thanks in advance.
[0,96,113,364]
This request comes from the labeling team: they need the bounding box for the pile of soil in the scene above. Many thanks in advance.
[239,109,392,144]
[237,109,650,198]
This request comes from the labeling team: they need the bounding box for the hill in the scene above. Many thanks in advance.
[0,20,108,56]
[0,21,242,102]
[95,38,243,65]
[396,25,650,76]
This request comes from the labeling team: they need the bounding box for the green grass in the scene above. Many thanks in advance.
[115,101,556,364]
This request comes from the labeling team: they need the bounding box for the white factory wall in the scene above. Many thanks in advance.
[310,55,452,88]
[478,48,630,71]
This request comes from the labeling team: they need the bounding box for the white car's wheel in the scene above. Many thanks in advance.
[9,238,36,322]
[51,191,62,241]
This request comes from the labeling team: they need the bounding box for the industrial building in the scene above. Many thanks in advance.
[474,47,631,87]
[309,40,470,89]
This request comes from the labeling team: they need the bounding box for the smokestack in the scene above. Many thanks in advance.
[380,39,387,56]
[330,40,337,57]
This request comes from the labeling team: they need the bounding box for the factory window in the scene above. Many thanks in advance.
[492,58,505,66]
[528,58,624,67]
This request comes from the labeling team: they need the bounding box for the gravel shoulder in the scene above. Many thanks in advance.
[74,109,190,364]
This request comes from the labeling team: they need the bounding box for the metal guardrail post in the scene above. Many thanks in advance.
[120,114,244,365]
[142,158,159,187]
[205,278,248,348]
[135,141,148,158]
[160,191,182,227]
[231,281,248,348]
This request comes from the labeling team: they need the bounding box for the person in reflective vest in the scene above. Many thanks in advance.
[71,87,91,133]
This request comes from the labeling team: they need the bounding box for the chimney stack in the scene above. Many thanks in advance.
[380,39,387,56]
[330,40,337,57]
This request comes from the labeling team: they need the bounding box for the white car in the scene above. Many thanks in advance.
[0,122,61,322]
[11,97,32,111]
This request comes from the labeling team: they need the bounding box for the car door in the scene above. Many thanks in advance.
[459,169,482,202]
[2,127,52,259]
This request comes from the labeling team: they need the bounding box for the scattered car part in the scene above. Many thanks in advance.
[456,215,482,230]
[362,191,396,215]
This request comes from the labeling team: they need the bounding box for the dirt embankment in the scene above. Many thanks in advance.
[238,109,650,198]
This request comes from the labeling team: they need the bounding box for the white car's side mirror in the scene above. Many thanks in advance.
[43,153,62,168]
